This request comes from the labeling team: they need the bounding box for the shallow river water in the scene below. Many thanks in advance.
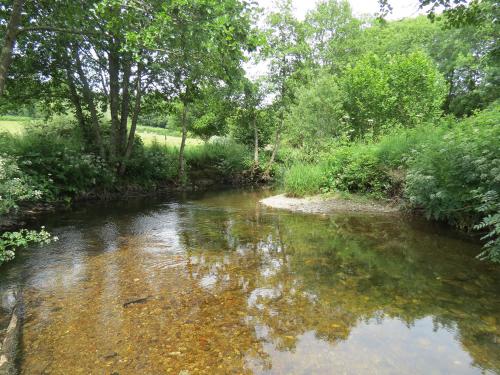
[1,189,499,375]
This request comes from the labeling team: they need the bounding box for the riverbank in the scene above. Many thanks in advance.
[0,181,264,233]
[278,104,499,262]
[260,193,399,215]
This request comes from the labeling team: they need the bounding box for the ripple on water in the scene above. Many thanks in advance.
[0,189,497,375]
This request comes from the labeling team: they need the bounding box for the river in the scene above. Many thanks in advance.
[1,189,499,374]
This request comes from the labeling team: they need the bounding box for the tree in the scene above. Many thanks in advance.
[135,0,257,184]
[0,0,23,96]
[378,0,497,28]
[261,0,308,177]
[355,16,499,117]
[285,71,346,149]
[189,84,239,142]
[303,0,361,72]
[231,79,268,168]
[340,51,447,138]
[2,0,164,170]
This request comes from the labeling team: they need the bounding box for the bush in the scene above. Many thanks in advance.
[283,163,327,197]
[0,227,56,266]
[0,122,113,199]
[0,154,43,214]
[340,51,447,138]
[405,104,500,260]
[280,104,499,261]
[374,122,449,168]
[185,140,252,177]
[285,72,346,148]
[324,144,392,196]
[124,139,178,184]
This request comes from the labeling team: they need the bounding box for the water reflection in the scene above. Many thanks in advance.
[0,189,498,374]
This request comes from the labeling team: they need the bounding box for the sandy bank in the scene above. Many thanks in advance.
[260,194,399,214]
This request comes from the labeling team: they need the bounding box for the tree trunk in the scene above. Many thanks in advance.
[443,69,455,113]
[178,102,189,186]
[119,66,143,176]
[108,43,121,161]
[264,117,282,178]
[74,46,105,159]
[65,65,87,137]
[0,0,23,97]
[253,114,259,165]
[119,59,132,156]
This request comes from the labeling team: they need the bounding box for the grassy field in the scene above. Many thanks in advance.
[136,125,203,146]
[0,118,202,146]
[0,120,26,135]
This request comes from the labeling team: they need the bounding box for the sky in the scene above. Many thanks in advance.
[257,0,425,21]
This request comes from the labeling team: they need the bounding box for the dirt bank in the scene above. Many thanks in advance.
[260,194,399,214]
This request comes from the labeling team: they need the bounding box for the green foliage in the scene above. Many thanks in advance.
[474,191,500,262]
[286,72,346,147]
[356,16,498,117]
[0,116,257,208]
[324,144,392,196]
[0,121,114,199]
[185,140,253,179]
[122,139,179,185]
[0,226,56,266]
[283,163,327,197]
[0,153,42,214]
[303,0,361,71]
[405,104,500,260]
[281,104,500,261]
[340,51,447,138]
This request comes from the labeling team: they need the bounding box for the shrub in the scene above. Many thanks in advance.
[124,139,178,184]
[340,51,447,138]
[0,227,56,266]
[405,104,500,261]
[185,140,252,177]
[283,163,327,197]
[0,154,43,214]
[324,144,392,196]
[285,72,346,148]
[1,122,114,198]
[374,122,449,168]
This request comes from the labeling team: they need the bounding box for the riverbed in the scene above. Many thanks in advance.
[1,189,499,374]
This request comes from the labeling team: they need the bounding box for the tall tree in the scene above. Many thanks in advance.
[261,0,307,177]
[3,0,163,171]
[135,0,258,184]
[0,0,23,96]
[303,0,361,72]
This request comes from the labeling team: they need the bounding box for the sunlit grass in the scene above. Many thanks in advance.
[0,119,202,146]
[0,120,26,135]
[136,127,203,146]
[283,163,327,197]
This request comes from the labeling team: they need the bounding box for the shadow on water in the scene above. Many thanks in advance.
[0,189,499,374]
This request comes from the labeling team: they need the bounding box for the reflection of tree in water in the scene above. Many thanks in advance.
[178,205,500,373]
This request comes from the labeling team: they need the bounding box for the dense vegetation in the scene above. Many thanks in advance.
[0,0,498,263]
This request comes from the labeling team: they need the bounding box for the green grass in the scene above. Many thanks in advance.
[0,119,202,146]
[136,125,181,137]
[130,125,202,146]
[283,163,327,197]
[0,115,33,122]
[0,120,26,135]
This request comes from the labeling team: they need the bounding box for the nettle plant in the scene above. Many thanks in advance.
[0,227,57,266]
[0,154,43,214]
[0,154,57,266]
